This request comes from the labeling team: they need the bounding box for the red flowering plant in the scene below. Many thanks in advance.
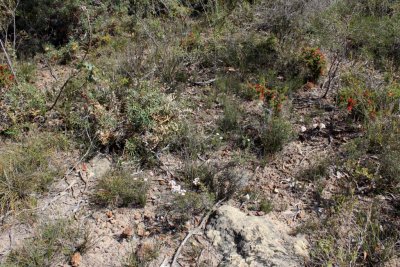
[339,86,378,120]
[248,80,287,114]
[301,47,327,82]
[338,76,400,120]
[0,64,15,90]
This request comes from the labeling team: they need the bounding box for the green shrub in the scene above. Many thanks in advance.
[168,122,206,159]
[301,47,326,82]
[17,62,37,83]
[260,117,293,155]
[181,161,217,191]
[92,170,149,208]
[259,198,273,214]
[0,64,15,89]
[338,68,400,121]
[219,97,240,132]
[342,117,400,195]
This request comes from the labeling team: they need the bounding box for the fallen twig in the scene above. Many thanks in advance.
[171,198,225,267]
[192,78,216,86]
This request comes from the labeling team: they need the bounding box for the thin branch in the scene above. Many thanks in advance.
[171,198,225,267]
[47,5,92,112]
[0,38,18,84]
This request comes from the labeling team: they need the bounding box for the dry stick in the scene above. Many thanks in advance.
[171,199,225,267]
[321,56,341,98]
[43,56,58,81]
[195,248,205,267]
[0,38,17,84]
[13,0,20,52]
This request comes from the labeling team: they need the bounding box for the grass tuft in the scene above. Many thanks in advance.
[6,219,93,267]
[0,132,69,215]
[92,170,149,208]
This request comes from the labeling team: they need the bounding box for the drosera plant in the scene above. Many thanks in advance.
[92,169,149,208]
[0,132,70,216]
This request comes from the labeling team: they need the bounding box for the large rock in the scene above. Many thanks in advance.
[206,205,309,267]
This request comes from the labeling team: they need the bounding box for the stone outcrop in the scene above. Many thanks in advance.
[206,205,309,267]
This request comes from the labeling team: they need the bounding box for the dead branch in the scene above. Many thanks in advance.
[321,53,341,98]
[171,198,225,267]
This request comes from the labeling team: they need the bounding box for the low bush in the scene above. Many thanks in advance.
[219,97,240,132]
[168,122,206,159]
[338,68,400,121]
[259,117,293,155]
[0,64,15,89]
[301,47,326,83]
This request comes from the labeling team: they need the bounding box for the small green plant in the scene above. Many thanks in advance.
[260,117,293,155]
[1,83,47,129]
[299,159,329,182]
[17,62,37,83]
[168,121,206,159]
[259,198,274,214]
[6,219,92,267]
[92,170,149,208]
[338,70,400,121]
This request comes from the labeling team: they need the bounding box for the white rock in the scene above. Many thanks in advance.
[207,205,309,267]
[300,126,307,132]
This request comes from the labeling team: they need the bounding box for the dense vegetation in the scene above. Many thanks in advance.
[0,0,399,266]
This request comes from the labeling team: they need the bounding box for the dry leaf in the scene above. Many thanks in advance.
[71,252,81,267]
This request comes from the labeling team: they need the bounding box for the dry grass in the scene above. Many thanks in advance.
[0,132,69,216]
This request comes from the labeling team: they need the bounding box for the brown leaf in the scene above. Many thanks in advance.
[71,252,81,267]
[121,226,133,238]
